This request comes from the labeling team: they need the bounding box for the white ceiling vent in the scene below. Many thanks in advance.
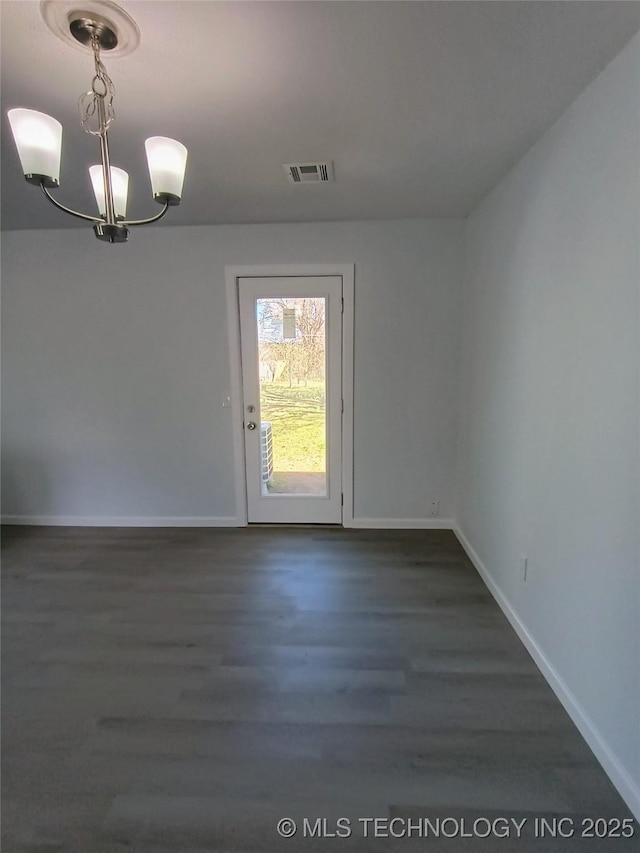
[284,162,333,184]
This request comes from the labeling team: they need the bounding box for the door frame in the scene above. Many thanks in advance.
[225,264,355,526]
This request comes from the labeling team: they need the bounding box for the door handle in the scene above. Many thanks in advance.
[246,421,257,430]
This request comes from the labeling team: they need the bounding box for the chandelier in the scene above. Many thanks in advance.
[7,2,187,244]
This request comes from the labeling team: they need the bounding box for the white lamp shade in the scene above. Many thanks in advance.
[7,108,62,183]
[89,165,129,218]
[145,137,187,201]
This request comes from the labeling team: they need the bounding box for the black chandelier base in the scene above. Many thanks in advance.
[93,222,130,243]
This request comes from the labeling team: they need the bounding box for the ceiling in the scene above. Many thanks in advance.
[2,1,639,231]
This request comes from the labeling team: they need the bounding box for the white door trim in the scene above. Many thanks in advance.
[225,264,354,526]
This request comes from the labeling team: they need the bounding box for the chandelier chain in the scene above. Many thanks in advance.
[79,33,116,136]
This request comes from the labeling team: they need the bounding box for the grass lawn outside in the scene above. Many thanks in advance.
[259,382,326,474]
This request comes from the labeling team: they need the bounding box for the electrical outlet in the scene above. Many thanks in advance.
[429,500,440,518]
[518,554,528,581]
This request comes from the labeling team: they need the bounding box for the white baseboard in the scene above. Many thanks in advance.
[1,515,241,528]
[454,523,640,822]
[3,515,455,531]
[348,517,454,529]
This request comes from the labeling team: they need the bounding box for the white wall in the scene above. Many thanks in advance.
[1,219,464,524]
[456,34,640,815]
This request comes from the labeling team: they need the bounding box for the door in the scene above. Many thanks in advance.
[238,276,343,523]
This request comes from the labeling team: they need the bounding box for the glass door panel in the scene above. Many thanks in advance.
[257,297,327,497]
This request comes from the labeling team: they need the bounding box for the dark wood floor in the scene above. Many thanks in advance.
[2,526,636,852]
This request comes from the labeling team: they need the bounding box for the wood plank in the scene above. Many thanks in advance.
[2,526,636,851]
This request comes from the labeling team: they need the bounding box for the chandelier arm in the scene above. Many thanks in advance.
[40,183,102,223]
[123,201,170,227]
